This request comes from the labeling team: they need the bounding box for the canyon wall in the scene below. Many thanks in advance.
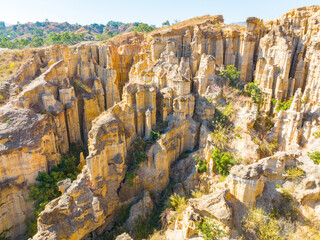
[0,5,319,240]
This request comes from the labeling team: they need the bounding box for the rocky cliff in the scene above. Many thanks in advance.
[0,5,320,240]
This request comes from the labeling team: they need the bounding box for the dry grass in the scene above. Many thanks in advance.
[150,15,224,34]
[101,31,145,46]
[288,224,320,240]
[0,49,34,83]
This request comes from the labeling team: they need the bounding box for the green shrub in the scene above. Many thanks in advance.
[211,125,229,151]
[219,65,241,88]
[195,157,207,173]
[125,171,135,187]
[307,151,320,165]
[312,131,320,138]
[191,189,204,198]
[209,103,234,151]
[133,23,156,33]
[273,97,293,112]
[246,81,262,107]
[211,148,235,176]
[26,145,87,238]
[243,208,283,240]
[125,137,151,187]
[196,217,225,240]
[211,103,233,131]
[167,193,187,214]
[285,167,305,180]
[150,130,159,141]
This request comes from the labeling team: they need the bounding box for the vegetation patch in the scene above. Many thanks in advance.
[26,145,88,238]
[196,217,225,240]
[243,208,283,240]
[246,80,263,110]
[0,49,34,83]
[125,121,169,187]
[195,157,207,173]
[307,151,320,165]
[312,131,320,138]
[219,65,241,88]
[285,167,305,180]
[209,103,234,151]
[272,97,293,112]
[191,189,205,198]
[272,187,299,221]
[167,193,187,215]
[211,148,236,176]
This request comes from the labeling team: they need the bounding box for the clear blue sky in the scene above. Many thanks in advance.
[0,0,319,27]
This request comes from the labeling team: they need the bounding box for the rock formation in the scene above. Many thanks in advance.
[0,5,319,240]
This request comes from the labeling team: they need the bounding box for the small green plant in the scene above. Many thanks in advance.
[211,125,229,151]
[211,148,235,176]
[219,65,241,88]
[125,171,136,187]
[196,217,225,240]
[191,189,204,198]
[235,133,242,139]
[167,193,187,214]
[307,151,320,165]
[211,103,233,131]
[285,167,305,180]
[312,131,320,138]
[273,97,293,112]
[6,119,9,124]
[246,81,263,108]
[219,175,227,182]
[195,157,207,173]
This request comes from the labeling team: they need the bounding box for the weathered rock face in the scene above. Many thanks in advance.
[228,152,299,207]
[32,166,105,240]
[0,34,144,239]
[1,6,320,240]
[255,6,320,150]
[125,192,154,229]
[0,106,59,239]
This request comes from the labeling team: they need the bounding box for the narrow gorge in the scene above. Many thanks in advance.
[0,5,320,240]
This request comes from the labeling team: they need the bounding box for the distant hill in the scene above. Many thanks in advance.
[0,20,156,49]
[0,20,154,40]
[229,21,246,26]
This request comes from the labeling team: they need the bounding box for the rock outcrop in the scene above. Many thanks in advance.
[0,5,320,240]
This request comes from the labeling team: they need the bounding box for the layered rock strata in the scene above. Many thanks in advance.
[0,6,319,240]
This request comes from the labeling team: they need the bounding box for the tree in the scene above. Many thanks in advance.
[0,22,5,30]
[219,65,241,87]
[31,36,45,47]
[211,148,235,176]
[246,81,262,106]
[133,23,156,33]
[162,20,170,27]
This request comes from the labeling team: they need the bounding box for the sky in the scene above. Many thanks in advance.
[0,0,319,27]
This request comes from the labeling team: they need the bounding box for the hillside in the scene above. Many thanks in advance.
[0,20,156,48]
